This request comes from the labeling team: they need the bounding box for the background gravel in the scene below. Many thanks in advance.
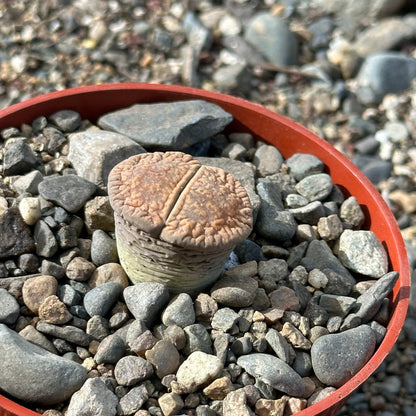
[0,0,416,415]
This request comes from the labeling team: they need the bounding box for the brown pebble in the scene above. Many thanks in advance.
[22,275,58,314]
[203,376,235,400]
[66,257,96,282]
[38,295,73,324]
[88,263,129,288]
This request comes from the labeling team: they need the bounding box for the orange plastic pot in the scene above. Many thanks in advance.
[0,83,410,416]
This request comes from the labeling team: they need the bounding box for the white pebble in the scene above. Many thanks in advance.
[308,269,328,289]
[18,197,41,226]
[0,197,8,216]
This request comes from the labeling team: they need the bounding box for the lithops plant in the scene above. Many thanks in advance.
[108,151,253,294]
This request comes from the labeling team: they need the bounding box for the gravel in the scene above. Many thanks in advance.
[0,1,415,415]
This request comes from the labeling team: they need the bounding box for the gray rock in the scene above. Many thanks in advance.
[211,308,240,332]
[118,384,149,415]
[68,129,145,188]
[66,377,118,416]
[34,220,58,258]
[123,282,170,325]
[0,288,20,324]
[210,272,258,308]
[285,153,325,181]
[49,110,82,132]
[353,271,399,322]
[162,293,195,328]
[289,201,326,225]
[125,319,148,347]
[38,174,97,213]
[213,63,252,94]
[356,52,416,105]
[244,12,298,66]
[340,196,365,227]
[319,294,356,318]
[252,145,284,177]
[90,230,118,266]
[0,207,35,259]
[12,170,44,195]
[36,321,90,346]
[183,12,212,56]
[336,230,388,278]
[352,155,392,184]
[98,101,232,150]
[292,350,312,377]
[83,281,123,317]
[183,323,213,354]
[255,179,297,242]
[265,328,292,363]
[237,353,305,396]
[354,16,416,57]
[295,173,333,202]
[86,315,110,341]
[322,268,356,296]
[222,35,266,67]
[311,325,376,387]
[145,339,180,378]
[95,334,126,364]
[2,139,38,176]
[303,240,354,281]
[57,284,82,307]
[231,337,253,356]
[114,355,154,386]
[0,323,87,405]
[19,324,58,354]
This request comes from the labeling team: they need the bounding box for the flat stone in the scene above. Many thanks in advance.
[145,339,180,378]
[37,321,90,346]
[319,294,356,318]
[98,100,232,150]
[0,288,20,325]
[237,353,305,396]
[0,207,35,259]
[210,272,258,308]
[123,282,170,325]
[129,329,158,357]
[83,281,124,317]
[336,230,389,278]
[68,129,145,188]
[19,324,58,354]
[176,351,223,393]
[286,153,325,181]
[86,315,110,341]
[311,325,376,387]
[0,324,87,405]
[66,377,118,416]
[114,355,154,386]
[162,293,195,328]
[38,174,96,213]
[290,201,326,225]
[353,271,399,322]
[2,139,38,176]
[244,12,298,66]
[22,275,58,314]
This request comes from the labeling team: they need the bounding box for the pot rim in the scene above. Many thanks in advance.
[0,83,410,416]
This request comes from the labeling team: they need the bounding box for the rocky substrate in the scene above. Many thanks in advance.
[0,103,401,416]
